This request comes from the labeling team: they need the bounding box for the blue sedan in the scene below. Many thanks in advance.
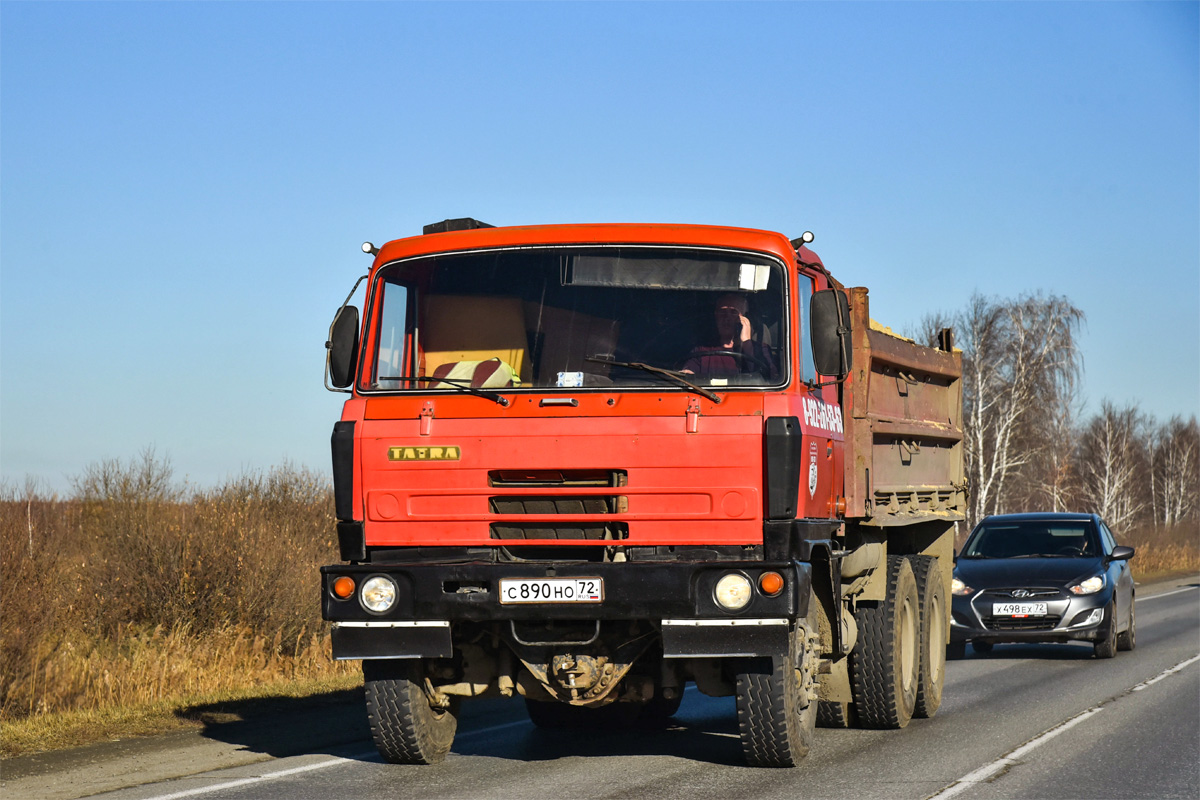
[949,512,1136,659]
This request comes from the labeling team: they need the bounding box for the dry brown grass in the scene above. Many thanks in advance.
[1,454,356,755]
[1119,521,1200,581]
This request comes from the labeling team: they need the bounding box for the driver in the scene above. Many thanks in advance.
[680,293,778,380]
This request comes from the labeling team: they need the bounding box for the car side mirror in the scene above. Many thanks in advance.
[810,289,852,378]
[326,305,360,389]
[1108,545,1135,562]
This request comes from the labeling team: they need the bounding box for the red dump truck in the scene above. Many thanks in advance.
[320,219,965,766]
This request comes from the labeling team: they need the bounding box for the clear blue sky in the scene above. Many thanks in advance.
[2,1,1197,493]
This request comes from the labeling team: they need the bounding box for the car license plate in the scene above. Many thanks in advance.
[499,578,604,604]
[993,602,1048,616]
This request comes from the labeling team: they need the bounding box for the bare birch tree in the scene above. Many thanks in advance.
[954,293,1084,527]
[1153,415,1199,526]
[1076,401,1148,530]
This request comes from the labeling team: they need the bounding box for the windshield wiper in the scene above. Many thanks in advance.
[380,376,510,407]
[585,356,721,403]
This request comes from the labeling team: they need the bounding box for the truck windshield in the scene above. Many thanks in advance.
[366,246,788,392]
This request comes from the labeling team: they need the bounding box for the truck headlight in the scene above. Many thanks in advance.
[1069,575,1104,595]
[360,576,398,613]
[715,573,753,610]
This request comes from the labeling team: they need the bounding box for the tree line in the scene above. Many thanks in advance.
[921,293,1199,533]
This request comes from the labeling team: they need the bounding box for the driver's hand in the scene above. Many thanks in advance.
[738,314,752,344]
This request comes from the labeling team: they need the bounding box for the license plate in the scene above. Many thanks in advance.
[993,602,1048,616]
[499,578,604,604]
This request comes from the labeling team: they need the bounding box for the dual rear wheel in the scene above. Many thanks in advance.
[833,554,947,730]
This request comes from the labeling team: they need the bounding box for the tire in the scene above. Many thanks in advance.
[971,640,993,655]
[946,641,967,660]
[909,556,946,719]
[735,589,820,766]
[851,556,920,729]
[1094,602,1118,659]
[816,700,856,728]
[1117,599,1136,652]
[364,659,459,764]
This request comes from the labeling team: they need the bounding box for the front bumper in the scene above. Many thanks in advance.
[321,559,811,660]
[950,586,1113,644]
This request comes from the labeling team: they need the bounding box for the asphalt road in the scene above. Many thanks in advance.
[7,578,1198,800]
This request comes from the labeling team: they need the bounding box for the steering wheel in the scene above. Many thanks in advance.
[1056,546,1083,556]
[687,347,768,373]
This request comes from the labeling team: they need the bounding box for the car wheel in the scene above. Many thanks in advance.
[1116,600,1136,652]
[971,640,993,655]
[946,641,967,660]
[1094,602,1118,659]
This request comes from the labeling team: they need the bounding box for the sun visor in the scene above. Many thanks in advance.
[567,255,772,291]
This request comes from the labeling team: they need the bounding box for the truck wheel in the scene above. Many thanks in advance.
[735,590,819,767]
[816,700,856,728]
[909,555,946,719]
[364,659,459,764]
[1094,602,1118,659]
[1117,601,1136,651]
[850,556,919,729]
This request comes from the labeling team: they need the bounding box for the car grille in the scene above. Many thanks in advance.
[982,614,1063,631]
[977,587,1066,631]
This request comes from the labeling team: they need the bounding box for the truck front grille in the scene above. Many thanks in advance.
[489,496,625,515]
[488,469,626,487]
[488,469,629,541]
[489,522,628,541]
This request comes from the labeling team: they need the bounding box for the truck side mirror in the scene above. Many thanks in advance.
[327,305,360,389]
[810,289,852,378]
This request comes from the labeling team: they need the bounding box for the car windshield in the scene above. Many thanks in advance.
[961,522,1099,559]
[365,246,788,392]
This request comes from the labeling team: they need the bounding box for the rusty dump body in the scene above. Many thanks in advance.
[843,287,966,526]
[319,220,965,767]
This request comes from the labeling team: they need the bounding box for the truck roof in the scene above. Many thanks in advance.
[373,222,819,268]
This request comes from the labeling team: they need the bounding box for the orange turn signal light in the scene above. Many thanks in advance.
[758,571,785,596]
[332,576,356,599]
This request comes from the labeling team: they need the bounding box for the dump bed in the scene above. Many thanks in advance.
[842,287,965,525]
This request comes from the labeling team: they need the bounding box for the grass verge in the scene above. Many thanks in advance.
[1,673,363,759]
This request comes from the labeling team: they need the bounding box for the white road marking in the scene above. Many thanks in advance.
[926,707,1103,800]
[140,754,377,800]
[141,718,532,800]
[928,653,1200,800]
[1136,585,1200,602]
[142,686,709,800]
[1132,654,1200,691]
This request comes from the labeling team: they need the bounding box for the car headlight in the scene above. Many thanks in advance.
[714,573,753,610]
[951,576,973,596]
[360,576,398,612]
[1069,575,1105,595]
